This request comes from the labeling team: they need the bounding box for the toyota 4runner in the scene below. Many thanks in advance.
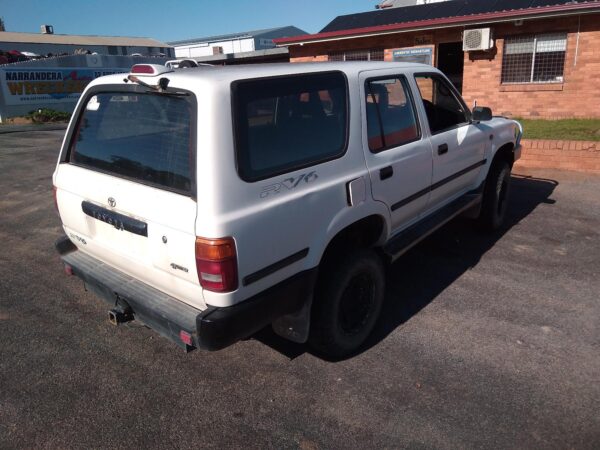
[53,62,522,357]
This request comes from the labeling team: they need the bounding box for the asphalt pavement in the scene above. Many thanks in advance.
[0,130,599,449]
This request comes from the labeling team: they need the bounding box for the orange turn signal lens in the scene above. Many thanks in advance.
[195,237,238,292]
[195,237,236,261]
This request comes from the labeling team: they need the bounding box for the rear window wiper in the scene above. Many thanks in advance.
[144,89,189,97]
[125,75,189,97]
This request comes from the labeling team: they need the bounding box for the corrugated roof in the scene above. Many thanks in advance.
[0,31,170,47]
[321,0,598,33]
[168,26,306,46]
[276,0,600,45]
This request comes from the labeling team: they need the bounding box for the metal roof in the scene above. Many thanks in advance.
[168,26,307,46]
[322,0,597,32]
[0,31,170,47]
[275,0,600,45]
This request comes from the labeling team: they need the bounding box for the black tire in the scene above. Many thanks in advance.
[479,160,512,231]
[309,249,385,358]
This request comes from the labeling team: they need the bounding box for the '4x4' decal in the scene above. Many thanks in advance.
[260,171,318,198]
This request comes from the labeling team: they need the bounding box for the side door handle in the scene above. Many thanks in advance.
[380,166,394,180]
[437,143,449,155]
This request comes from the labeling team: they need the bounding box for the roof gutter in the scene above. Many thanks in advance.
[275,3,600,46]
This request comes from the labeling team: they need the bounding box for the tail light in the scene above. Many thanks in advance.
[195,237,238,293]
[130,64,173,76]
[131,64,155,74]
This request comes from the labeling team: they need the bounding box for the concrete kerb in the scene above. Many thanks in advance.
[0,123,68,134]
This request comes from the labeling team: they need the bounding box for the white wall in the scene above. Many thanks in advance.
[174,37,255,58]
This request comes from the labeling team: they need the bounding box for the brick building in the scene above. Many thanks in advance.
[275,0,600,119]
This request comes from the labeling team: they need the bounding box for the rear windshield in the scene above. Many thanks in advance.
[69,92,193,193]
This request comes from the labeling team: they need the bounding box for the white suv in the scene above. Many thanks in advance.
[53,62,522,357]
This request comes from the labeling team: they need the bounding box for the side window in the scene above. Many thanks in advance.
[366,77,420,152]
[414,75,469,134]
[233,72,347,181]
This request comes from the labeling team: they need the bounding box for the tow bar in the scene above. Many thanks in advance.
[108,297,134,325]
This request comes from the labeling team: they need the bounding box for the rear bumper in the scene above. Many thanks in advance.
[56,235,315,351]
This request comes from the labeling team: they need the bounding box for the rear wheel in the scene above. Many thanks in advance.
[479,160,511,231]
[309,249,385,358]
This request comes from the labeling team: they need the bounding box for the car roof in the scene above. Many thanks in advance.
[92,61,438,88]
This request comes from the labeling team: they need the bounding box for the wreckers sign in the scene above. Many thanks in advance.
[0,68,126,105]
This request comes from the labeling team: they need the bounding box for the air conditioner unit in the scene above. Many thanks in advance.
[40,24,54,34]
[462,28,493,51]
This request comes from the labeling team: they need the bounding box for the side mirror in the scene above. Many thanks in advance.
[472,106,493,121]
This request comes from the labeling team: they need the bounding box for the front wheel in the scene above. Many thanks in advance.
[309,249,385,359]
[478,160,512,231]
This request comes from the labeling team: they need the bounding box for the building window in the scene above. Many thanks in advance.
[107,46,118,55]
[501,33,567,84]
[329,49,384,62]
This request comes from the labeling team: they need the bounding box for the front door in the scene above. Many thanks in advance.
[413,73,487,212]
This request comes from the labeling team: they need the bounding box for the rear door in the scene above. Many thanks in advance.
[54,87,204,309]
[360,71,433,232]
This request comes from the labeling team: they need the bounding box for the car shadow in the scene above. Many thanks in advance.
[253,173,559,361]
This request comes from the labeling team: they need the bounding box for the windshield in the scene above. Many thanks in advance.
[69,91,193,193]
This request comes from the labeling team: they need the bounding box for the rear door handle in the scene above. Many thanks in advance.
[438,143,449,155]
[380,166,394,180]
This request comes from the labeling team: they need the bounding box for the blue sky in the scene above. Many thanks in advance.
[0,0,378,42]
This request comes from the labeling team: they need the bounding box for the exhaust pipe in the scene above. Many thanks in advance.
[108,308,133,325]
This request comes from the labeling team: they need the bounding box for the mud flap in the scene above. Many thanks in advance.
[271,293,313,344]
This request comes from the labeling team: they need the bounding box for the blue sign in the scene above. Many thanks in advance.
[1,67,126,105]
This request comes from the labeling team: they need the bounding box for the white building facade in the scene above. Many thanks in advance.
[169,26,306,59]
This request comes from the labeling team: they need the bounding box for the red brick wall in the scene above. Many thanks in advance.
[462,15,600,119]
[516,139,600,173]
[289,27,461,63]
[289,55,328,63]
[288,14,600,119]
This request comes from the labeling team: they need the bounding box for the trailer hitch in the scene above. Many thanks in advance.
[108,296,133,325]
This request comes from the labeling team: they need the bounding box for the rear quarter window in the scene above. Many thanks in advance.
[69,92,194,193]
[232,72,348,182]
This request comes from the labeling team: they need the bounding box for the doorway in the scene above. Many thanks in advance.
[437,42,464,94]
